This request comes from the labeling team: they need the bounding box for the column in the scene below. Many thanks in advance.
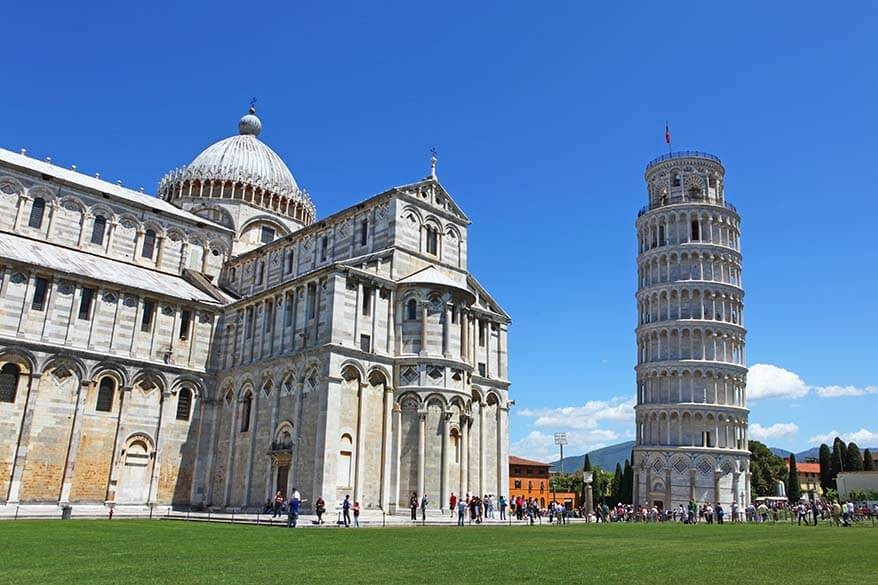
[354,383,367,503]
[59,379,92,503]
[417,411,426,499]
[460,415,469,496]
[179,242,190,272]
[440,412,449,510]
[392,404,402,508]
[148,389,173,505]
[460,308,468,361]
[6,373,41,503]
[105,386,132,502]
[443,304,451,357]
[689,469,696,502]
[420,301,428,356]
[380,387,394,511]
[155,234,166,269]
[479,401,486,497]
[201,245,210,273]
[13,194,29,230]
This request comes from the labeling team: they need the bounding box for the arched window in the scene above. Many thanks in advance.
[96,377,116,412]
[671,173,681,187]
[28,197,46,229]
[426,226,439,255]
[176,387,192,421]
[691,221,700,241]
[0,363,20,403]
[240,392,252,432]
[91,215,107,245]
[141,229,156,258]
[406,299,418,320]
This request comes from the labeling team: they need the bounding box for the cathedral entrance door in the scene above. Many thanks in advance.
[276,465,289,497]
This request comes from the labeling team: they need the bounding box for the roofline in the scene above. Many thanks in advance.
[0,147,233,234]
[0,230,223,308]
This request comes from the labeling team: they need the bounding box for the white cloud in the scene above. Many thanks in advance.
[509,430,617,462]
[747,363,809,400]
[518,396,635,430]
[815,385,878,398]
[809,428,878,445]
[750,422,799,440]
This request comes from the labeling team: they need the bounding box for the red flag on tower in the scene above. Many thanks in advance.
[665,121,671,145]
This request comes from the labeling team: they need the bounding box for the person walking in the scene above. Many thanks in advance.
[410,492,418,521]
[315,496,326,526]
[342,494,352,527]
[286,490,304,528]
[420,493,428,522]
[353,501,361,527]
[449,492,457,518]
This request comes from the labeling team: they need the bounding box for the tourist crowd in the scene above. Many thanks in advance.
[259,489,877,528]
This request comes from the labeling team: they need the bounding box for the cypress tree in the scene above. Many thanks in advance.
[831,437,846,486]
[611,463,624,504]
[622,459,634,505]
[787,454,801,502]
[847,442,864,471]
[818,444,833,491]
[864,449,875,471]
[583,453,592,472]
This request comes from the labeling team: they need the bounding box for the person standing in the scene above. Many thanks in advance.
[410,492,419,521]
[314,496,326,526]
[287,491,305,528]
[272,490,284,518]
[457,498,466,527]
[499,495,507,520]
[342,494,352,528]
[420,493,428,522]
[449,492,457,518]
[353,501,361,528]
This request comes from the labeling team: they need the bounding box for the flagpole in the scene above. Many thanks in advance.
[666,121,672,155]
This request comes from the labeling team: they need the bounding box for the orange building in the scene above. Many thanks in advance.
[786,459,823,496]
[509,456,579,509]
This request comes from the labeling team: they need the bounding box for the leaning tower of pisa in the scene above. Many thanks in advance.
[632,151,750,512]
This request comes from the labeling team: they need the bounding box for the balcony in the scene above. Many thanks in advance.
[638,197,737,217]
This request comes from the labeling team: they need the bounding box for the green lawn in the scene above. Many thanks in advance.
[1,520,874,584]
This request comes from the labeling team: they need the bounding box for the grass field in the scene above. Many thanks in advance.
[1,520,874,584]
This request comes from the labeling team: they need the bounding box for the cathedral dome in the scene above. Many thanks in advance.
[158,107,316,225]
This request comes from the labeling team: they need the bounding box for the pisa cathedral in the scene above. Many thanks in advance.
[0,107,511,515]
[633,151,750,510]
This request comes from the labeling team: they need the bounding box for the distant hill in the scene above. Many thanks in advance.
[548,441,876,473]
[549,441,635,473]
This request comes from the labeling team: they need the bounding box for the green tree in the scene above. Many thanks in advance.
[818,443,833,491]
[831,437,846,486]
[583,453,592,472]
[846,442,864,471]
[749,440,788,497]
[622,459,634,505]
[787,453,801,502]
[590,467,611,507]
[864,449,875,471]
[611,463,624,504]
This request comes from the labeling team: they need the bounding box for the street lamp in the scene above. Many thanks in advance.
[554,433,568,506]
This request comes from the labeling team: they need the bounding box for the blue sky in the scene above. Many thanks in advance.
[4,2,877,460]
